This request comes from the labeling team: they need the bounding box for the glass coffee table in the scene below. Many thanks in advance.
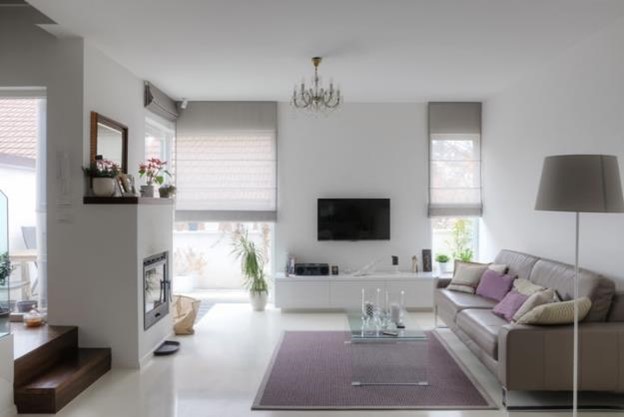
[346,313,429,386]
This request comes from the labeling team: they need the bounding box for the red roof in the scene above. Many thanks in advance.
[0,99,38,162]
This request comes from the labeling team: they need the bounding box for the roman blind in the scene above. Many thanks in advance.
[428,102,482,217]
[175,102,277,222]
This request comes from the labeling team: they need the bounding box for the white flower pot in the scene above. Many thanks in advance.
[438,262,450,274]
[92,177,116,197]
[249,291,268,311]
[140,185,155,197]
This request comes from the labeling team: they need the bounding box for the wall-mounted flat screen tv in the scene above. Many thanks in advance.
[318,198,390,241]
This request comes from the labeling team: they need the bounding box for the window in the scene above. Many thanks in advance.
[174,101,277,221]
[432,217,479,264]
[428,102,482,216]
[173,221,272,291]
[429,103,481,264]
[145,114,175,177]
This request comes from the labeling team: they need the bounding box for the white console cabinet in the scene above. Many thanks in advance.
[274,272,437,311]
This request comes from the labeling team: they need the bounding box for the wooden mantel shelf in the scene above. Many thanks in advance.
[83,196,174,205]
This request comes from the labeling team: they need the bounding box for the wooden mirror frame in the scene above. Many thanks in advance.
[90,111,129,173]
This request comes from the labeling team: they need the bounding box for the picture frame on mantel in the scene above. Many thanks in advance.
[422,249,432,272]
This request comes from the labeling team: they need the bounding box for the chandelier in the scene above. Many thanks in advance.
[291,57,342,111]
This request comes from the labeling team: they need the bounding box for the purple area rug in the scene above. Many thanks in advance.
[253,331,497,410]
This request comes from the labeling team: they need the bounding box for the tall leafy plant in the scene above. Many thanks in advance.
[231,232,268,294]
[446,219,474,262]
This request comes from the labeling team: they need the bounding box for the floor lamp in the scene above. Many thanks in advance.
[535,155,624,416]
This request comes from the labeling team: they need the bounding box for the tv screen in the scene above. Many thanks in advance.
[318,198,390,241]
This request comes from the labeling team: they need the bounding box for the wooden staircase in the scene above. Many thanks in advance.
[12,324,111,414]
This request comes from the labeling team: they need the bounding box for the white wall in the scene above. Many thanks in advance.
[0,7,83,410]
[276,103,430,273]
[1,7,171,368]
[48,42,171,368]
[482,17,624,287]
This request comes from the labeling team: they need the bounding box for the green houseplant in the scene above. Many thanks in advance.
[231,231,268,311]
[435,253,451,274]
[0,252,11,286]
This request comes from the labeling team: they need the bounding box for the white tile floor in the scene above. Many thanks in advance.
[32,304,611,417]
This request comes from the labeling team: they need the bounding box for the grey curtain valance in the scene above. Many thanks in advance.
[144,81,179,121]
[428,102,481,135]
[176,101,277,134]
[175,101,278,223]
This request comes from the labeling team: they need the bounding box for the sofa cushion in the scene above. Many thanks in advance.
[493,290,529,321]
[512,288,557,322]
[513,278,545,296]
[494,250,540,281]
[529,259,614,322]
[447,262,490,294]
[476,269,515,301]
[517,297,592,325]
[456,309,507,359]
[435,289,498,322]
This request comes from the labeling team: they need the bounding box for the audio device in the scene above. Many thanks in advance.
[294,263,330,276]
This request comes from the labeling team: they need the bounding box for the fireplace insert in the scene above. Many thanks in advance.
[144,251,170,330]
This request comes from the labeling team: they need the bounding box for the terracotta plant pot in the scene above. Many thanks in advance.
[92,177,116,197]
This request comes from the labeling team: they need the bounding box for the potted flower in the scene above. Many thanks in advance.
[435,253,451,274]
[159,184,176,199]
[231,232,268,311]
[138,158,171,197]
[83,159,120,197]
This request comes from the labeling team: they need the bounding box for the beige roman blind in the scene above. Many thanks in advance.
[175,102,277,222]
[428,102,482,217]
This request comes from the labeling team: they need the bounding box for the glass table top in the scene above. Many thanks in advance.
[346,313,428,341]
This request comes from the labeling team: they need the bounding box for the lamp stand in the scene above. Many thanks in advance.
[573,212,579,417]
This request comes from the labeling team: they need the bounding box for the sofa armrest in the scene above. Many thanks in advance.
[436,278,452,289]
[498,322,624,392]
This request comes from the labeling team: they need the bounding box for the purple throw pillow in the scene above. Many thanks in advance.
[476,269,515,301]
[493,290,529,321]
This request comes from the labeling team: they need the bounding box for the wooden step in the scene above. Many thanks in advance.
[12,325,78,387]
[14,348,111,414]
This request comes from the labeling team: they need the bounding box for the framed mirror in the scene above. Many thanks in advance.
[90,112,128,173]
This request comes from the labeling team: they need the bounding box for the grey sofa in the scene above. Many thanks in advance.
[435,249,624,394]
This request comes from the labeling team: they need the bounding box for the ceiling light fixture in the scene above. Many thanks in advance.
[291,57,342,112]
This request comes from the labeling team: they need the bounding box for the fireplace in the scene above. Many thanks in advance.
[143,252,170,330]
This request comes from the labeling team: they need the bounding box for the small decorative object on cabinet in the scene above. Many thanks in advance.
[331,265,339,275]
[232,230,269,311]
[139,158,171,197]
[435,253,450,274]
[23,309,44,328]
[83,158,121,197]
[422,249,432,272]
[411,255,419,273]
[159,184,176,199]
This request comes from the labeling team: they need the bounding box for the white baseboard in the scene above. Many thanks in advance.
[139,330,174,369]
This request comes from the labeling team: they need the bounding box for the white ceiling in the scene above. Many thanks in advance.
[28,0,624,102]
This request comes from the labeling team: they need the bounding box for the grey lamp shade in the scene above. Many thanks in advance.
[535,155,624,213]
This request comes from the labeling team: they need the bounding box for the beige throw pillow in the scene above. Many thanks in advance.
[516,297,592,325]
[512,288,556,322]
[447,261,490,294]
[513,279,546,296]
